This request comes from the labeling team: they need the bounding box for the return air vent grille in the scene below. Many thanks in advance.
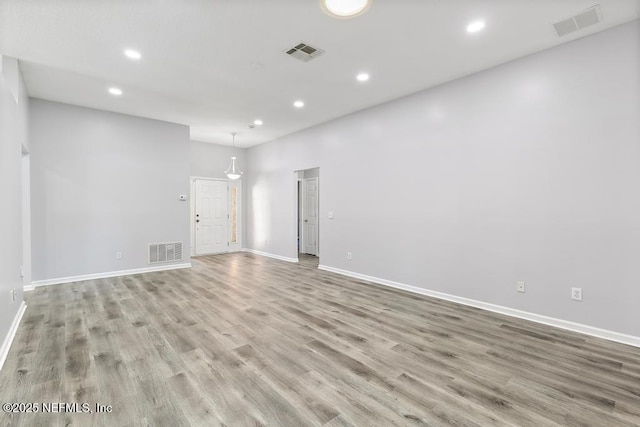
[285,42,325,62]
[553,5,601,37]
[149,242,183,264]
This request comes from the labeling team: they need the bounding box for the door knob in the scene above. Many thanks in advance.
[304,219,308,222]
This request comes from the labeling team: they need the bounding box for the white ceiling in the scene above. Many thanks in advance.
[1,0,639,147]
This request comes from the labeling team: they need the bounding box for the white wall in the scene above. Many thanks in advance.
[0,56,29,347]
[303,167,319,179]
[190,140,246,180]
[30,99,191,281]
[246,21,640,337]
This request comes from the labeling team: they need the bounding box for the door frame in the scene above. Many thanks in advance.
[21,146,31,291]
[190,176,242,256]
[297,177,303,254]
[301,177,319,256]
[294,168,320,259]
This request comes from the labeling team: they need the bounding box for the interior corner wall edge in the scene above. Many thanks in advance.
[245,20,640,337]
[0,55,28,350]
[30,99,191,281]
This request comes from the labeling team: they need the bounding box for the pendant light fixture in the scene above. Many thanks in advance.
[225,132,243,180]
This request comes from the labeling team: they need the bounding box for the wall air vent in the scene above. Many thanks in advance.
[149,242,183,264]
[285,42,325,62]
[553,5,601,37]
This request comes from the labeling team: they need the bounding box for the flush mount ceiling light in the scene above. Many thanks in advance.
[356,72,370,82]
[466,20,486,33]
[322,0,372,18]
[124,49,141,60]
[108,87,123,96]
[294,100,305,108]
[225,132,243,180]
[254,119,263,126]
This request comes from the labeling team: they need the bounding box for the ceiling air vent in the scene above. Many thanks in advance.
[553,5,601,37]
[285,42,325,62]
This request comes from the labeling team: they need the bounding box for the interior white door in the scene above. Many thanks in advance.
[195,179,228,255]
[303,177,318,256]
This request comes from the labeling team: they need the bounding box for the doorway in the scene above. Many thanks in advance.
[21,146,31,290]
[296,168,319,263]
[191,178,241,256]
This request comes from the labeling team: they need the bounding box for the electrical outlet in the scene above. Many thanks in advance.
[116,251,122,260]
[347,252,352,260]
[571,287,582,301]
[517,281,525,293]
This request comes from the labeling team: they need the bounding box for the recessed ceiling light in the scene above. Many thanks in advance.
[108,87,123,96]
[124,49,141,60]
[466,20,486,33]
[254,119,263,126]
[356,72,370,82]
[322,0,371,18]
[294,100,305,108]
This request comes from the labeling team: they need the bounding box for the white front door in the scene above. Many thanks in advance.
[195,179,228,255]
[303,178,318,256]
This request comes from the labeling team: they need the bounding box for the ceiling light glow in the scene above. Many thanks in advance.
[124,49,141,60]
[294,100,305,108]
[108,87,123,96]
[466,20,485,33]
[323,0,371,18]
[356,72,370,82]
[254,119,263,126]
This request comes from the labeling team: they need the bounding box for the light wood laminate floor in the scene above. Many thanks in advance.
[1,253,639,426]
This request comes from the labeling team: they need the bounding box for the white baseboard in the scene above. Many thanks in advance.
[0,301,27,371]
[29,263,192,289]
[243,249,299,263]
[318,264,640,348]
